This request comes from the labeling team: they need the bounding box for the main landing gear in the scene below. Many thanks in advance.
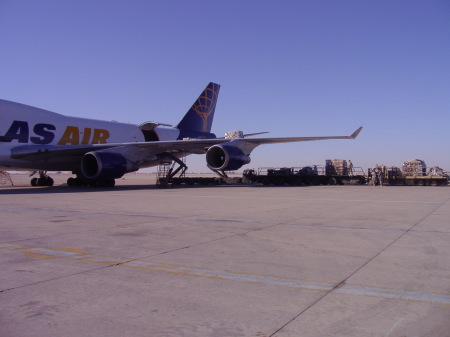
[30,171,54,187]
[29,171,115,188]
[67,174,115,187]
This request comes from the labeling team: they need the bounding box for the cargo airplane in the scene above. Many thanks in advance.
[0,82,362,187]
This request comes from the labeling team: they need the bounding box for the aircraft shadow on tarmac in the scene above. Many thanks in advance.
[0,184,158,195]
[0,182,313,195]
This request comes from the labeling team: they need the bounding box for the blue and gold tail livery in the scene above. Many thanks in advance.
[176,82,220,138]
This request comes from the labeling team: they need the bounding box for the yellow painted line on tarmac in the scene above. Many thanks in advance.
[2,243,450,306]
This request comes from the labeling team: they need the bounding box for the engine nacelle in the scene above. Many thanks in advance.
[206,144,251,171]
[81,151,130,180]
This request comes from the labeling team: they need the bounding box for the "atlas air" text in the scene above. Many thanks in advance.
[0,121,110,145]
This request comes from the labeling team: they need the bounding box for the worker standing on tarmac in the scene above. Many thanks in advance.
[348,160,353,176]
[378,166,384,186]
[372,166,379,186]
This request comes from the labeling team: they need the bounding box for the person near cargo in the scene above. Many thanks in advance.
[377,167,384,186]
[348,160,353,176]
[372,167,379,186]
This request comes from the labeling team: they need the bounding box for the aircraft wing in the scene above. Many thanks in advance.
[10,127,362,161]
[9,139,230,161]
[133,126,363,153]
[222,126,363,153]
[239,126,362,144]
[11,144,120,160]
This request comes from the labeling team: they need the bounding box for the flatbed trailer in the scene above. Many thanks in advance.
[369,166,449,186]
[243,166,366,186]
[386,175,448,186]
[388,176,448,186]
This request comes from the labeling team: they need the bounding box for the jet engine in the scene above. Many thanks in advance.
[206,144,251,171]
[81,151,131,180]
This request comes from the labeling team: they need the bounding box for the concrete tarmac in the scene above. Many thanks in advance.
[1,173,450,337]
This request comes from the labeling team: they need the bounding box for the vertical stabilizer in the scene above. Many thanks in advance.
[176,82,220,133]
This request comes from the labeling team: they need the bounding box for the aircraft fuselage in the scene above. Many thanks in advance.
[0,99,180,171]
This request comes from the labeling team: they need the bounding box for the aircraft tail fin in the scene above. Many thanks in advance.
[176,82,220,133]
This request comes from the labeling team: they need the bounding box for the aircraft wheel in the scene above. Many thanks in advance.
[106,179,115,187]
[79,178,89,186]
[31,178,38,186]
[98,179,115,187]
[88,180,98,187]
[46,177,54,186]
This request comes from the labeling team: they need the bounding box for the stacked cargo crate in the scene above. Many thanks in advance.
[402,159,426,176]
[428,166,446,177]
[325,159,348,176]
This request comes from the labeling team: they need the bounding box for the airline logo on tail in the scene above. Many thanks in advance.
[192,83,220,132]
[176,82,220,134]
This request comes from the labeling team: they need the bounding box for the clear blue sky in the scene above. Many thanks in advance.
[1,0,449,172]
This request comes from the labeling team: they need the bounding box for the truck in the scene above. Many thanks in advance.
[242,160,366,186]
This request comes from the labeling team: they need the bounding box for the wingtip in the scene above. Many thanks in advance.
[350,126,363,139]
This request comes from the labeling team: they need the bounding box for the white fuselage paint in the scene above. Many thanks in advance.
[0,99,181,171]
